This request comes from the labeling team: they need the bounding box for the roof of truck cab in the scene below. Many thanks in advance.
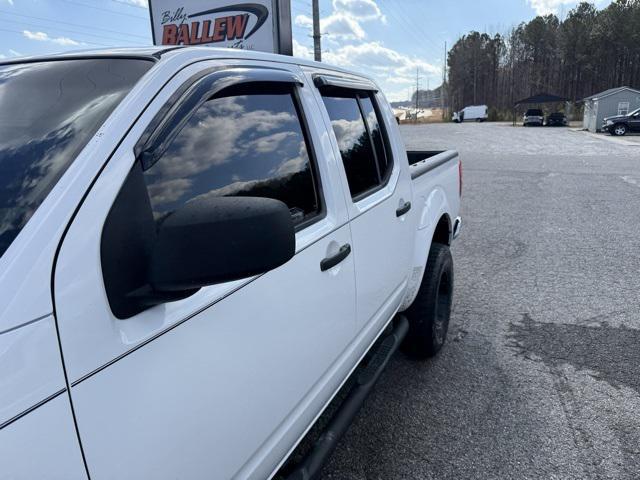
[0,46,370,82]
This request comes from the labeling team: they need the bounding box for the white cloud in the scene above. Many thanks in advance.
[0,54,5,59]
[9,49,21,56]
[294,0,440,101]
[295,0,385,39]
[292,38,313,60]
[320,42,441,103]
[527,0,586,15]
[332,0,385,22]
[323,13,366,39]
[296,12,365,40]
[325,42,440,77]
[23,30,81,46]
[113,0,148,7]
[294,14,313,28]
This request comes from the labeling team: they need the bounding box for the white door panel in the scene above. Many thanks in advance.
[349,183,413,329]
[308,79,414,330]
[345,92,414,330]
[0,316,66,426]
[54,60,351,384]
[0,394,87,480]
[55,61,357,479]
[72,224,355,479]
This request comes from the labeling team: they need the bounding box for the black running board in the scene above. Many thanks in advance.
[285,315,409,480]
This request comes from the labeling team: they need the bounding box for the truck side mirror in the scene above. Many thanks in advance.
[149,196,295,292]
[101,165,296,319]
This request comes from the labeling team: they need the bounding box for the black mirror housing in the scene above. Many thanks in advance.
[101,164,296,319]
[149,196,296,292]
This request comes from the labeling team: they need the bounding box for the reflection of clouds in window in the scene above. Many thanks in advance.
[0,58,152,259]
[0,92,130,245]
[144,91,319,222]
[273,141,309,176]
[190,178,267,201]
[366,110,378,129]
[147,178,193,208]
[331,118,366,153]
[248,131,296,153]
[152,97,296,182]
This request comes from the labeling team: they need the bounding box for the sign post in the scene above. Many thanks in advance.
[148,0,292,55]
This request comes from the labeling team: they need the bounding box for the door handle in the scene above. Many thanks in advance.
[320,244,351,271]
[396,201,412,217]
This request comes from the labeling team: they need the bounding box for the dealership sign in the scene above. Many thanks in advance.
[149,0,292,54]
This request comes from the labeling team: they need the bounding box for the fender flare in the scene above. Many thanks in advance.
[398,187,451,311]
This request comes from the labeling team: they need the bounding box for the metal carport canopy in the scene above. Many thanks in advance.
[515,93,568,105]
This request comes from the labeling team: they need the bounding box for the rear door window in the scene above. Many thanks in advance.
[321,91,392,199]
[359,95,391,181]
[0,58,153,259]
[143,83,322,227]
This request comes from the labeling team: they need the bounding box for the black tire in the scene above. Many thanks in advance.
[613,123,627,136]
[402,243,454,358]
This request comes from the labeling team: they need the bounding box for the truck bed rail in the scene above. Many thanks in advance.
[408,150,458,179]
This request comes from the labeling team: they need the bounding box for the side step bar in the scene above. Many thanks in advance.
[285,315,409,480]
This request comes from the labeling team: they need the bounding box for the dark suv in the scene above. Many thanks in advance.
[546,112,567,126]
[603,108,640,136]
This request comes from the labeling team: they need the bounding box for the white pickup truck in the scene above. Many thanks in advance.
[0,47,461,479]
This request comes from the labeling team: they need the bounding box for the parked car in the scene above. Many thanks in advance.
[523,108,544,126]
[603,107,640,136]
[0,47,462,479]
[545,112,567,126]
[453,105,488,123]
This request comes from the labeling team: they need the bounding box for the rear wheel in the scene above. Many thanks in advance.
[613,123,627,136]
[402,243,454,358]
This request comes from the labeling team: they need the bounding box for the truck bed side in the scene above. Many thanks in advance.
[400,149,461,311]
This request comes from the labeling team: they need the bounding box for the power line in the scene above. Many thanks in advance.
[0,18,148,45]
[381,1,443,56]
[59,0,148,20]
[111,0,147,9]
[0,26,109,47]
[0,9,150,40]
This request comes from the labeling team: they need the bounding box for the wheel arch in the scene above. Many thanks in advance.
[432,214,452,246]
[399,186,452,312]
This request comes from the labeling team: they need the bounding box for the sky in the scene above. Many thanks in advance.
[0,0,614,101]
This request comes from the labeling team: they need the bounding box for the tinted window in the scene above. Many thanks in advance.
[526,109,543,116]
[0,58,153,259]
[144,84,320,226]
[321,94,379,197]
[359,95,391,180]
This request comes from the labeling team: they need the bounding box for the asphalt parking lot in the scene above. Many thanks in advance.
[321,122,640,479]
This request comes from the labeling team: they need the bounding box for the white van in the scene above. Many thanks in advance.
[453,105,488,123]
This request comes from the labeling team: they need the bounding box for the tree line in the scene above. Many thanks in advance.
[446,0,640,117]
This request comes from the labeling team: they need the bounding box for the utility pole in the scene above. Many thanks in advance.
[442,41,446,120]
[312,0,321,62]
[414,68,420,124]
